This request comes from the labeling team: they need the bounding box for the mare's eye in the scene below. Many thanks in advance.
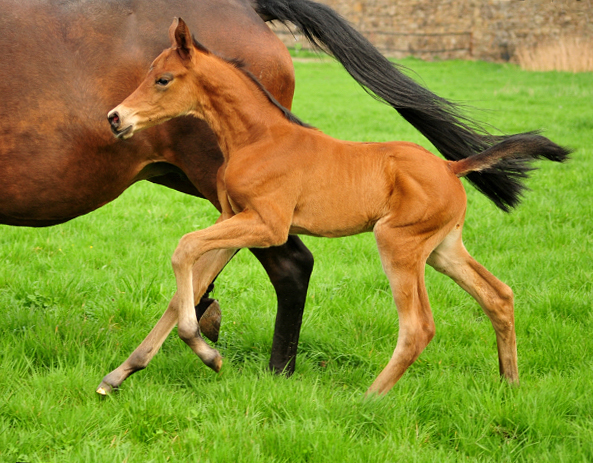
[155,77,172,87]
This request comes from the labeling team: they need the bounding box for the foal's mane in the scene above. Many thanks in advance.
[192,37,313,129]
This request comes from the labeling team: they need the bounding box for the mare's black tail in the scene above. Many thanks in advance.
[253,0,570,211]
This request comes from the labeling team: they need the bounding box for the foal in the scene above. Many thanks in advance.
[108,18,569,395]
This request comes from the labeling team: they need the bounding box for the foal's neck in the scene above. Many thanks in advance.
[190,55,291,158]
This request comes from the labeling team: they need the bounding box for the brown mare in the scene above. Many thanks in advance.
[2,0,562,394]
[108,19,570,394]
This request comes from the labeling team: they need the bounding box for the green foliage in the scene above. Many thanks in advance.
[1,59,591,462]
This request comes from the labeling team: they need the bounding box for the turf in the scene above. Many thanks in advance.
[1,59,591,462]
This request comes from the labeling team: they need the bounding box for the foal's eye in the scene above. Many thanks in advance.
[155,77,172,87]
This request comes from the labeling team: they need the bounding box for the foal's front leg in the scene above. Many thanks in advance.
[96,247,236,394]
[172,210,289,368]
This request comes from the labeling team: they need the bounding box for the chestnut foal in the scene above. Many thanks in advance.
[108,18,569,394]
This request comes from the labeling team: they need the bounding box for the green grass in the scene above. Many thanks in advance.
[1,59,592,462]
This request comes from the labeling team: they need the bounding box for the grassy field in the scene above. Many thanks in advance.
[1,58,592,462]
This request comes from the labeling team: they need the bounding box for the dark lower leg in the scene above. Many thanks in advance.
[250,236,314,376]
[195,283,215,319]
[193,249,238,343]
[195,283,221,343]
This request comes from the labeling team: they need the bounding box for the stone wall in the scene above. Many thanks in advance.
[270,0,593,61]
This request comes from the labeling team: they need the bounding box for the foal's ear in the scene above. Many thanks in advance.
[169,17,193,61]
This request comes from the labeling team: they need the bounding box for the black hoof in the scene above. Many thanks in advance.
[198,300,221,343]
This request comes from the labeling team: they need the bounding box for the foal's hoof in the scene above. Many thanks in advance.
[204,351,223,373]
[96,381,116,396]
[199,300,221,343]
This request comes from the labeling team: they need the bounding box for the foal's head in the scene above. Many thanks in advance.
[108,18,202,139]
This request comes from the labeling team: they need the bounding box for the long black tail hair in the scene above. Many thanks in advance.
[253,0,570,211]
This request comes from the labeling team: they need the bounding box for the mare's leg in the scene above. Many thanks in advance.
[250,236,314,376]
[366,221,437,395]
[96,247,236,394]
[194,282,222,343]
[172,210,289,368]
[427,227,519,384]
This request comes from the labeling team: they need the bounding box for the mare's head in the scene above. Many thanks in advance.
[108,18,201,139]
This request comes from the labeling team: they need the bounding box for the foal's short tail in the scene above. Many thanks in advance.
[253,0,570,211]
[450,133,571,194]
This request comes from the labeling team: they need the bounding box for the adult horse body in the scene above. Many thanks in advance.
[2,0,546,392]
[0,0,309,382]
[0,0,295,225]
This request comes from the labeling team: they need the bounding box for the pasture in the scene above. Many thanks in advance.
[1,58,591,462]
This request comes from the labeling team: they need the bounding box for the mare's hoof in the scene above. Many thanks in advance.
[200,300,221,343]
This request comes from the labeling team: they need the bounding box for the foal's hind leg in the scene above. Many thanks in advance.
[427,227,519,384]
[96,247,235,394]
[366,222,437,395]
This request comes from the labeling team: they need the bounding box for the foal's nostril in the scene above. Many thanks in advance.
[108,111,121,130]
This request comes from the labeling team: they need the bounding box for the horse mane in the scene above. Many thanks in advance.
[192,37,314,129]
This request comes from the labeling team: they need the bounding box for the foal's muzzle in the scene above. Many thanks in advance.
[107,110,133,139]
